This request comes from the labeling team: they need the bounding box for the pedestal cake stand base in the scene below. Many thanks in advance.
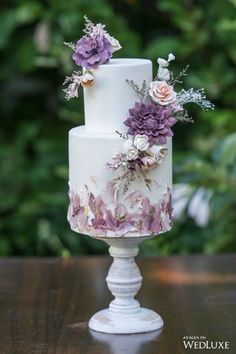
[88,236,164,334]
[89,308,163,334]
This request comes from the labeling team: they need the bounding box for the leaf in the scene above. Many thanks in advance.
[0,3,43,49]
[217,133,236,166]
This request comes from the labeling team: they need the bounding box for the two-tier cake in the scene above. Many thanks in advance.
[65,16,214,238]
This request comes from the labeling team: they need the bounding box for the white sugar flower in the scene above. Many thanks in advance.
[168,53,175,62]
[105,34,122,53]
[133,134,149,151]
[123,139,139,160]
[157,58,169,67]
[157,53,175,67]
[125,147,139,161]
[157,53,175,81]
[141,145,168,170]
[123,138,133,150]
[141,150,157,170]
[157,67,171,81]
[150,145,168,165]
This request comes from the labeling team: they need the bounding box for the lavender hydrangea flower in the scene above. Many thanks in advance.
[72,35,112,69]
[124,102,177,145]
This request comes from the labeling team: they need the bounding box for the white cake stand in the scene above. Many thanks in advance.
[88,235,164,334]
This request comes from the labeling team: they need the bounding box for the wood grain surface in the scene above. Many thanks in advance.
[0,254,235,354]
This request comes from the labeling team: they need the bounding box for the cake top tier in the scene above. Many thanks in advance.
[63,15,214,137]
[83,58,152,133]
[97,58,150,66]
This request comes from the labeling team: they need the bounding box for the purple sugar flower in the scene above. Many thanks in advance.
[72,35,112,69]
[124,102,177,146]
[107,153,126,171]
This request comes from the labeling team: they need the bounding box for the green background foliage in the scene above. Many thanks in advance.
[0,0,235,256]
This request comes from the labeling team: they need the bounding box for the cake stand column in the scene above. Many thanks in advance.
[88,237,164,334]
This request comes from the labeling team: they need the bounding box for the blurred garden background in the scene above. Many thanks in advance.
[0,0,235,256]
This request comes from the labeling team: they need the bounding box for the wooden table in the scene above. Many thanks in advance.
[0,254,236,353]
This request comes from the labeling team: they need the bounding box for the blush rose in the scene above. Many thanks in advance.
[149,80,177,106]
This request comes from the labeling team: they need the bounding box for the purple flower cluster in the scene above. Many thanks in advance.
[72,35,112,69]
[107,153,126,170]
[124,102,177,145]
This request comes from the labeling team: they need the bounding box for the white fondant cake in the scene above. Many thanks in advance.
[68,59,173,237]
[84,59,152,133]
[65,17,214,238]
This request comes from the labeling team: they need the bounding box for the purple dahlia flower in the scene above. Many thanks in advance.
[124,102,177,145]
[72,35,112,69]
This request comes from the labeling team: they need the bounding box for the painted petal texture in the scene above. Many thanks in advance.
[68,181,173,237]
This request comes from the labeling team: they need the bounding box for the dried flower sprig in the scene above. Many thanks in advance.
[83,15,96,35]
[82,15,121,53]
[113,170,136,195]
[112,166,152,196]
[63,70,82,100]
[136,168,152,191]
[107,132,168,193]
[107,153,127,171]
[63,16,121,100]
[173,108,194,123]
[171,65,189,85]
[64,42,77,51]
[177,88,215,111]
[63,70,95,100]
[115,130,129,140]
[107,53,214,195]
[126,79,147,102]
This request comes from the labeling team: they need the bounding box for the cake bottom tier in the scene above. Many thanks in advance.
[68,126,173,237]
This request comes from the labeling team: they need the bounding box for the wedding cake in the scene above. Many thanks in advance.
[65,16,214,238]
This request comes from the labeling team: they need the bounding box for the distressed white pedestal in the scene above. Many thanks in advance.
[88,236,164,334]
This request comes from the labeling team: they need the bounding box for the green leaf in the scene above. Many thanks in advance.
[217,133,236,166]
